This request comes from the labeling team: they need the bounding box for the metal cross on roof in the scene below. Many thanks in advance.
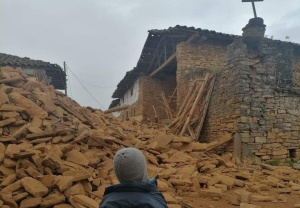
[242,0,264,18]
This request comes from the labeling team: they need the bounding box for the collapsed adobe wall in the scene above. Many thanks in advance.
[176,39,229,108]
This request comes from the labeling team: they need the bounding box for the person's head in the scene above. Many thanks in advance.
[113,147,149,183]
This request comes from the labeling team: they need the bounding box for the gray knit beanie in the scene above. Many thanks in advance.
[113,147,150,183]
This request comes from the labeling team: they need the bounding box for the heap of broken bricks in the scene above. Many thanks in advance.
[0,66,300,208]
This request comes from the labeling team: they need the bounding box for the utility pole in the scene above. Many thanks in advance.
[63,61,67,96]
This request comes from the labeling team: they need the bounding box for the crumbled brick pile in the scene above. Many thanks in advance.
[0,66,300,208]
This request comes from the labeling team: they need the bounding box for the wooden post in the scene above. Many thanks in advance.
[104,105,129,114]
[64,61,67,96]
[164,40,167,62]
[179,73,210,136]
[0,77,23,84]
[153,105,158,123]
[195,74,216,140]
[233,133,242,165]
[177,82,196,116]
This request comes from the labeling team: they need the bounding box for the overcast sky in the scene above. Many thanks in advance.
[1,0,300,110]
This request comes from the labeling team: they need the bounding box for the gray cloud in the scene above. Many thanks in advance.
[1,0,299,109]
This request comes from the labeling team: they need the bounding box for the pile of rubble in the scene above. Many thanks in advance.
[0,66,300,208]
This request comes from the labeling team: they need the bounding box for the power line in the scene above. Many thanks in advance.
[75,76,116,89]
[66,65,106,110]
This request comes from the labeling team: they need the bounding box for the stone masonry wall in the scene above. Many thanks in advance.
[202,37,300,161]
[230,38,300,163]
[293,53,300,88]
[201,39,249,153]
[176,39,229,108]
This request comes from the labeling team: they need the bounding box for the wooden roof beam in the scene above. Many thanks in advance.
[150,32,199,77]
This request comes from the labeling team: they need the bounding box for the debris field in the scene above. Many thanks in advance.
[0,66,300,208]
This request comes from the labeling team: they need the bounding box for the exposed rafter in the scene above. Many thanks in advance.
[150,32,200,77]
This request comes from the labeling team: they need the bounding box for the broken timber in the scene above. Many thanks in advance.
[104,105,129,114]
[150,32,200,77]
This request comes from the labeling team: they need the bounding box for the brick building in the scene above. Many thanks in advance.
[110,19,300,163]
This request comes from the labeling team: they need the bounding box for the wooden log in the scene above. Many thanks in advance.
[180,73,210,137]
[26,131,56,140]
[177,82,196,117]
[12,151,35,159]
[0,77,23,84]
[114,138,130,147]
[177,81,203,126]
[81,113,99,129]
[12,123,31,139]
[188,126,196,140]
[71,129,90,144]
[161,92,174,120]
[205,137,234,153]
[152,105,158,123]
[31,137,53,144]
[104,105,129,114]
[87,135,110,148]
[195,74,216,141]
[168,81,198,129]
[54,100,87,123]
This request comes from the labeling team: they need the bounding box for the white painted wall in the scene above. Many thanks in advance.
[113,111,121,117]
[112,78,139,117]
[121,78,140,105]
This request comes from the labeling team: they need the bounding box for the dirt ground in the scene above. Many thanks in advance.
[182,192,300,208]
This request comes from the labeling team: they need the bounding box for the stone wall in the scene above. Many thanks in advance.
[201,39,249,153]
[215,37,300,163]
[176,39,229,108]
[201,37,300,162]
[293,53,300,88]
[238,39,300,162]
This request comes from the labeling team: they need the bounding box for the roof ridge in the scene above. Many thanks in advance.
[0,52,62,69]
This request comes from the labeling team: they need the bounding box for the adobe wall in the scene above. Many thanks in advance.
[139,75,177,122]
[118,75,177,122]
[176,39,229,108]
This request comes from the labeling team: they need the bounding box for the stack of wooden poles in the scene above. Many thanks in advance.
[168,73,216,141]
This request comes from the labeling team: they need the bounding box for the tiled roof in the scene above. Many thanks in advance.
[109,98,120,109]
[112,25,300,99]
[112,25,237,98]
[148,25,237,39]
[0,53,66,90]
[0,53,61,69]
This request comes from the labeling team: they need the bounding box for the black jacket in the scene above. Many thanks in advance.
[99,178,168,208]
